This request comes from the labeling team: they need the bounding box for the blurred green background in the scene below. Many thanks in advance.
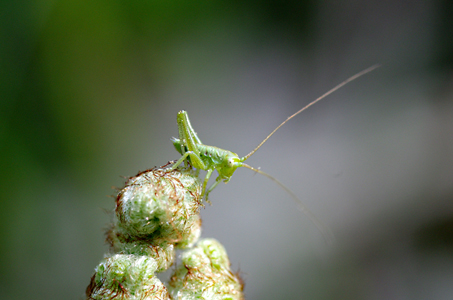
[1,0,453,299]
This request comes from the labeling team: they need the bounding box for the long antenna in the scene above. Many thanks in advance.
[242,64,380,161]
[242,163,334,244]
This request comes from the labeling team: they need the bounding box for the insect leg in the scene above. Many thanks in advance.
[177,111,206,170]
[201,169,214,204]
[167,151,192,171]
[177,112,188,167]
[205,177,222,203]
[168,150,207,171]
[178,110,202,144]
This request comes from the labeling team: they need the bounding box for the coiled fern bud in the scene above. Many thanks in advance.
[107,166,203,271]
[86,164,244,300]
[86,254,170,300]
[168,239,244,300]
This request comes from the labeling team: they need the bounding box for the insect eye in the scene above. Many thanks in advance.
[227,157,241,169]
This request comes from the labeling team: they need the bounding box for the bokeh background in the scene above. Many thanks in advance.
[1,0,453,299]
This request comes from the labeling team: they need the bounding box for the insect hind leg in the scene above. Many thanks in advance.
[177,110,202,168]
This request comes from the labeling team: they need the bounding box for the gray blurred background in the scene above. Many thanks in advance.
[1,0,453,299]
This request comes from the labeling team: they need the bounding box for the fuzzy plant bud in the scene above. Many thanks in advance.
[87,164,246,299]
[106,232,176,273]
[86,254,170,300]
[168,239,244,300]
[115,167,202,246]
[106,166,203,272]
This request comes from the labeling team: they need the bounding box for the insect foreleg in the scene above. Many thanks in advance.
[205,176,222,203]
[201,169,214,204]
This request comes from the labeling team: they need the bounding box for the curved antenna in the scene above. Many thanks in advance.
[242,64,380,161]
[242,163,335,244]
